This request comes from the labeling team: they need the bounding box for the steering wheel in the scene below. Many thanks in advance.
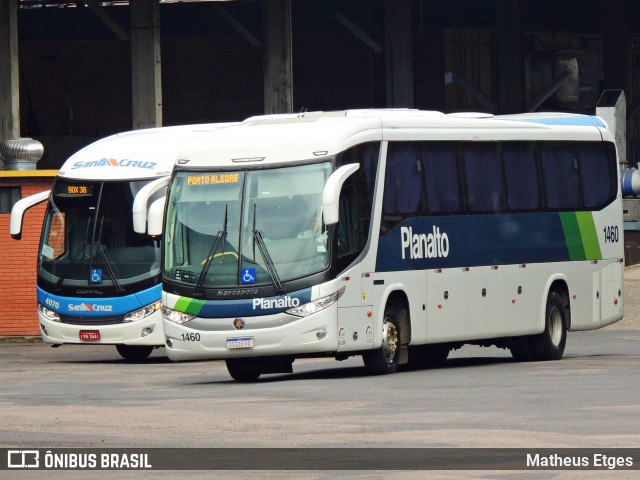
[201,251,239,265]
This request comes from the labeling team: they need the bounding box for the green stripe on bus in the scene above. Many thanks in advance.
[575,211,602,259]
[175,297,205,315]
[559,212,586,260]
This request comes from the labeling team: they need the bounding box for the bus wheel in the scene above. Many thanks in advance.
[510,291,567,362]
[508,339,532,362]
[116,344,154,361]
[363,303,402,375]
[226,358,262,382]
[408,344,450,370]
[530,290,568,361]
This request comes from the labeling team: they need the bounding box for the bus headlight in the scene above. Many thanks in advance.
[38,303,61,322]
[124,301,162,323]
[286,287,344,317]
[162,306,196,325]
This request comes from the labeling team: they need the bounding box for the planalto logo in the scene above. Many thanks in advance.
[401,225,450,260]
[68,303,113,312]
[253,296,300,310]
[71,158,157,170]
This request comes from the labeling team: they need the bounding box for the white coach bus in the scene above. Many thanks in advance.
[154,110,623,379]
[10,123,232,360]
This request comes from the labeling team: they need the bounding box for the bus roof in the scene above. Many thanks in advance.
[493,112,607,128]
[58,123,236,181]
[176,110,611,169]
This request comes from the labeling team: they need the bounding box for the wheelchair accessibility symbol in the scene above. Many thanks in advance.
[241,268,256,284]
[90,268,103,284]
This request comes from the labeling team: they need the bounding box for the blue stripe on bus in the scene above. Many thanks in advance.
[375,213,572,272]
[134,284,162,307]
[37,284,162,316]
[174,288,314,318]
[514,116,606,128]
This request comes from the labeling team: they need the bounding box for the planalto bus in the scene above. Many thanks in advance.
[11,123,233,360]
[146,109,623,379]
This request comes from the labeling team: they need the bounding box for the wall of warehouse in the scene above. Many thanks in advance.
[0,173,55,337]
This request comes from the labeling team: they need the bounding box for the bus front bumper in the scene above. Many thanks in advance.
[163,307,338,361]
[38,311,165,346]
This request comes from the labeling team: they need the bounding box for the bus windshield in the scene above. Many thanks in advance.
[38,179,161,291]
[164,162,332,290]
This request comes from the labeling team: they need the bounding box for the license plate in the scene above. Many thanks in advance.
[79,330,100,341]
[226,337,254,349]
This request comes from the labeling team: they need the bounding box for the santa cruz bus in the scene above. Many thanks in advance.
[153,110,623,379]
[10,123,232,360]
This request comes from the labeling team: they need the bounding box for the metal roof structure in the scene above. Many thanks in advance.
[18,0,219,7]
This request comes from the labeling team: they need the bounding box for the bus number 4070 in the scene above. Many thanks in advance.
[603,226,619,243]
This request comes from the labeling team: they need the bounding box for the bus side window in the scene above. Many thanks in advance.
[337,184,359,258]
[578,142,616,209]
[422,142,460,214]
[383,143,422,220]
[503,142,540,211]
[335,142,379,259]
[541,143,581,210]
[462,142,505,213]
[44,212,66,260]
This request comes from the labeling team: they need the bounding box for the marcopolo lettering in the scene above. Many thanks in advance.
[401,225,450,260]
[71,158,157,170]
[253,296,301,310]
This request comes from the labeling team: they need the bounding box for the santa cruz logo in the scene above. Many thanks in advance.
[68,303,113,312]
[401,225,450,260]
[71,158,157,170]
[252,296,301,310]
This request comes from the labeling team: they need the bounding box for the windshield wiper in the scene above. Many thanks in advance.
[193,205,228,296]
[252,204,283,294]
[90,214,124,293]
[54,213,92,291]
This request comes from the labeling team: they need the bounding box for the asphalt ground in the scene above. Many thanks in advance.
[1,266,639,479]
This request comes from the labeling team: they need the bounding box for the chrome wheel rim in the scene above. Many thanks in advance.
[548,305,563,346]
[382,318,398,364]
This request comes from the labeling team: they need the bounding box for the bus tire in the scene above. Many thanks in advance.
[408,344,449,369]
[529,290,568,361]
[226,358,262,382]
[116,344,154,361]
[509,338,532,362]
[510,290,567,362]
[363,303,403,375]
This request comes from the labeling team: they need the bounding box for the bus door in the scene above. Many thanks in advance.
[335,183,374,352]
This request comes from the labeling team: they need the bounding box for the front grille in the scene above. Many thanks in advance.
[59,314,125,325]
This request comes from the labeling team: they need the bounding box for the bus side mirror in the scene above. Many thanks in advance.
[322,163,360,225]
[10,190,50,240]
[132,176,170,234]
[147,196,166,237]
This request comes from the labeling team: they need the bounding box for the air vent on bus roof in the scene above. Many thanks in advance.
[243,109,447,124]
[446,112,494,119]
[345,109,445,118]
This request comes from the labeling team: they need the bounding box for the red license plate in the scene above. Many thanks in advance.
[79,330,100,341]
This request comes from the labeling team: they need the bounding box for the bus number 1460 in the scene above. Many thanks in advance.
[603,226,619,243]
[181,333,201,342]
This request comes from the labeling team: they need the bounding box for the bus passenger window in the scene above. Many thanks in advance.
[578,143,616,209]
[383,143,422,219]
[542,144,580,210]
[422,143,460,214]
[462,143,505,213]
[503,142,540,211]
